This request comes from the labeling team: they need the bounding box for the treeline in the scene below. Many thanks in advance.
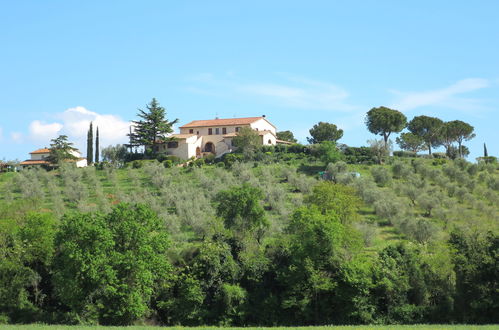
[1,158,497,326]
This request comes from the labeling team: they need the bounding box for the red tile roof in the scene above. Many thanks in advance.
[20,160,51,166]
[180,117,270,128]
[30,148,50,154]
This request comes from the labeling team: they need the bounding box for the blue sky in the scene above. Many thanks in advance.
[1,1,498,161]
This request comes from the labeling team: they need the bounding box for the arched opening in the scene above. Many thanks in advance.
[268,139,272,145]
[204,142,215,154]
[196,147,201,158]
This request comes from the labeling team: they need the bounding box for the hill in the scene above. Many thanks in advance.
[0,152,498,326]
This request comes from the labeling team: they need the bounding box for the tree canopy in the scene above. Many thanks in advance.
[441,120,475,158]
[308,122,343,144]
[276,130,297,143]
[407,115,444,155]
[365,106,407,148]
[128,98,178,155]
[396,132,427,153]
[47,135,79,164]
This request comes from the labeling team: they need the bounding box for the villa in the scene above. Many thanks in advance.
[20,148,87,168]
[161,116,286,160]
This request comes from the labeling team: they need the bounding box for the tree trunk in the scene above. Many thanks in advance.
[428,144,432,155]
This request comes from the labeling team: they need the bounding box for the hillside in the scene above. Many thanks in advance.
[0,153,498,326]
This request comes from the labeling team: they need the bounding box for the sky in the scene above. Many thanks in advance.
[1,0,498,161]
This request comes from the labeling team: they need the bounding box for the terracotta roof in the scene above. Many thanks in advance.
[30,148,50,154]
[170,133,196,139]
[223,130,275,138]
[276,139,294,145]
[180,117,269,128]
[20,160,51,166]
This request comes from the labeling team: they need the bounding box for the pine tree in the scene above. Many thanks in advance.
[484,143,488,157]
[95,126,100,163]
[127,98,178,156]
[87,122,94,164]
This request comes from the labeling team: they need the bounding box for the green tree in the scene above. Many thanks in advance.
[214,183,268,237]
[307,122,343,144]
[317,141,343,164]
[0,212,57,323]
[232,126,261,159]
[276,130,297,143]
[396,132,427,153]
[46,135,78,164]
[101,144,127,167]
[95,126,100,163]
[305,181,361,224]
[86,122,93,164]
[53,203,172,325]
[365,106,407,149]
[449,229,498,323]
[269,206,365,325]
[128,98,178,156]
[407,115,444,155]
[441,120,475,158]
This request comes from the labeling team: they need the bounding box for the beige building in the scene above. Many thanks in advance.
[160,116,280,159]
[20,148,87,168]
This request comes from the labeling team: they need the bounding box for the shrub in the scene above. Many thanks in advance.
[163,160,173,168]
[371,166,391,187]
[393,150,418,158]
[432,152,447,159]
[342,146,376,164]
[392,161,412,179]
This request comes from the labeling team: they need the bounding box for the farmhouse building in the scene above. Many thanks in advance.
[20,148,87,168]
[161,116,282,160]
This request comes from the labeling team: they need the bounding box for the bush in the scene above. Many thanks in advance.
[371,166,391,187]
[342,146,376,164]
[163,160,173,168]
[432,152,447,159]
[393,150,418,158]
[392,161,412,179]
[476,156,497,164]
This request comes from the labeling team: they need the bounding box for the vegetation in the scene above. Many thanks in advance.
[86,122,93,164]
[0,148,497,326]
[0,107,497,327]
[365,106,407,148]
[127,98,179,155]
[46,135,78,164]
[276,130,297,143]
[307,121,343,144]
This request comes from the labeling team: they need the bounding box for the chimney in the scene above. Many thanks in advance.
[262,114,266,118]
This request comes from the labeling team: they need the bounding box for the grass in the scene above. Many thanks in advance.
[1,325,498,329]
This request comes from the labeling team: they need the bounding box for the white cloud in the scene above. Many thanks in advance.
[10,132,23,143]
[29,120,63,141]
[29,106,131,152]
[390,78,490,112]
[59,106,131,149]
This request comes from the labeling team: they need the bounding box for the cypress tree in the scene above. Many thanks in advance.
[484,143,488,157]
[87,122,93,164]
[95,126,100,163]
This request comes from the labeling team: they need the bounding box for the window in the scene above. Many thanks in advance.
[167,141,178,148]
[208,128,213,135]
[189,129,194,134]
[268,139,272,145]
[215,128,220,135]
[222,127,227,134]
[235,127,241,132]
